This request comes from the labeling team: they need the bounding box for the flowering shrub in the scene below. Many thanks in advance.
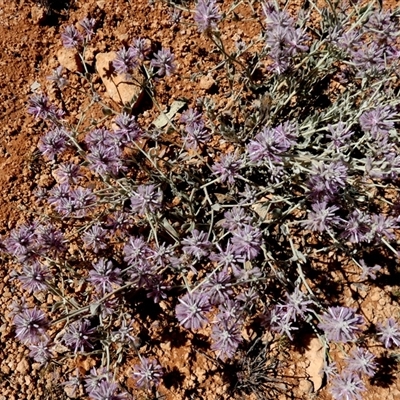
[4,0,400,399]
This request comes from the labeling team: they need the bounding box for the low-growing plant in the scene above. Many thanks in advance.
[4,0,400,399]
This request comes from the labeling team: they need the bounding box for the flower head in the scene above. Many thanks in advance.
[132,358,163,389]
[130,184,162,215]
[61,25,84,48]
[18,262,52,293]
[181,229,211,259]
[175,291,211,330]
[13,307,49,344]
[318,307,364,343]
[377,317,400,348]
[113,46,139,75]
[150,48,176,76]
[88,379,130,400]
[62,319,96,353]
[28,338,53,364]
[329,371,366,400]
[194,0,221,33]
[79,17,96,41]
[211,319,243,361]
[88,259,122,295]
[346,347,377,377]
[212,152,243,184]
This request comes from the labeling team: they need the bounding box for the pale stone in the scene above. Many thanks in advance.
[57,48,83,73]
[16,358,29,375]
[95,52,144,107]
[199,74,215,91]
[30,5,46,24]
[304,337,325,392]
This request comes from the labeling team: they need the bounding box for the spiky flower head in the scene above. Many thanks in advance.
[194,0,221,33]
[329,371,366,400]
[150,48,176,76]
[13,307,49,344]
[132,358,163,389]
[318,307,364,343]
[377,317,400,348]
[175,291,211,330]
[345,347,377,377]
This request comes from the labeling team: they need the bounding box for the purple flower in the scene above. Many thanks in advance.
[307,161,348,201]
[5,223,36,258]
[262,5,308,74]
[37,223,66,256]
[79,17,96,41]
[341,210,371,243]
[28,93,64,121]
[13,307,49,344]
[84,367,112,394]
[277,287,313,322]
[327,122,354,150]
[194,0,221,33]
[247,122,297,164]
[221,207,252,232]
[334,29,363,51]
[231,224,263,261]
[181,229,211,259]
[132,358,163,389]
[350,42,386,77]
[302,202,342,232]
[127,259,155,288]
[55,162,82,184]
[146,276,169,303]
[123,236,153,265]
[359,106,396,140]
[329,371,366,400]
[111,320,138,344]
[232,264,262,282]
[369,213,398,241]
[130,184,162,215]
[82,224,108,253]
[86,143,125,176]
[184,120,211,150]
[212,151,243,184]
[61,25,84,48]
[114,113,142,143]
[209,241,240,268]
[346,347,377,377]
[211,319,243,361]
[266,306,299,340]
[28,338,53,364]
[18,262,52,293]
[88,380,130,400]
[88,258,122,296]
[112,46,139,75]
[180,108,202,125]
[175,291,211,330]
[85,128,113,147]
[358,260,381,281]
[88,259,122,295]
[48,183,71,206]
[62,319,96,353]
[70,186,97,217]
[365,10,398,45]
[150,48,176,76]
[215,299,243,324]
[131,38,151,60]
[47,66,68,89]
[203,267,233,305]
[38,126,69,160]
[318,307,364,343]
[377,317,400,348]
